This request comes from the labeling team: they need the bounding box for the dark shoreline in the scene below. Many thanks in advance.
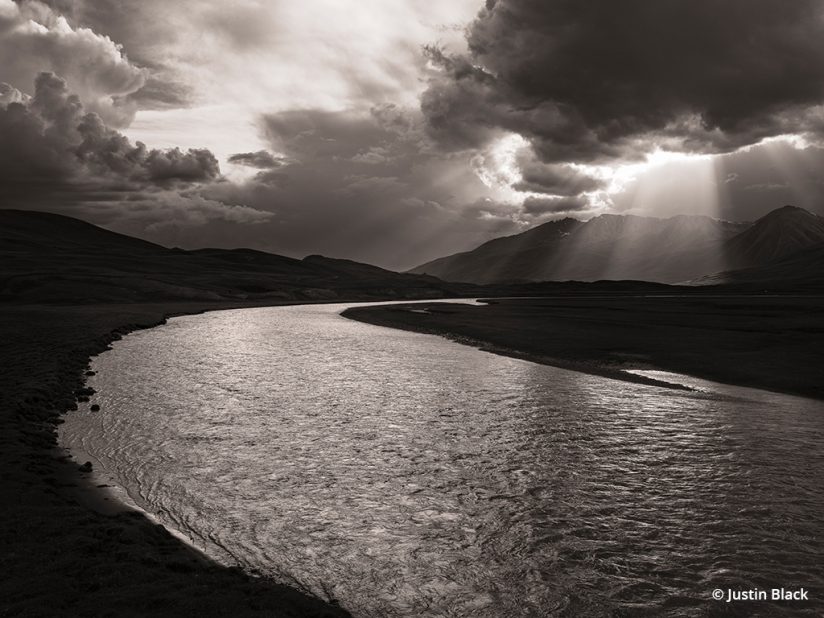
[0,299,354,617]
[342,295,824,402]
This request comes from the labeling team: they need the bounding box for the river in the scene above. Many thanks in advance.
[60,302,824,616]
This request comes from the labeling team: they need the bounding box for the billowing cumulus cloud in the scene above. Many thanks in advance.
[423,0,824,164]
[0,73,218,188]
[0,72,272,229]
[33,0,198,111]
[0,0,148,125]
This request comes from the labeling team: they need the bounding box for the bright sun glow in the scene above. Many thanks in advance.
[571,150,714,198]
[472,133,530,201]
[474,133,719,213]
[475,132,814,220]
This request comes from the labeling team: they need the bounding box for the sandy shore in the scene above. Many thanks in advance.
[343,295,824,401]
[0,301,350,617]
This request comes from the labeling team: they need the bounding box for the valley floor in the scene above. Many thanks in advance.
[343,294,824,402]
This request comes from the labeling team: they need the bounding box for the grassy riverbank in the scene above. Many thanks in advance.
[0,301,350,617]
[343,295,824,401]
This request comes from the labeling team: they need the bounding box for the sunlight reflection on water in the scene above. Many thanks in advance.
[61,302,824,617]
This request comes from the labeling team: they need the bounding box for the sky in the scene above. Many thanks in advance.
[3,0,824,270]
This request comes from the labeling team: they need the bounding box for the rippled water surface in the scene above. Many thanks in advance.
[61,303,824,616]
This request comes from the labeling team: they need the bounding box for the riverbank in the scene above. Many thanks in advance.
[0,301,351,617]
[343,295,824,401]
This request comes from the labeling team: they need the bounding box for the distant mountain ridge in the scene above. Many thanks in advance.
[410,206,824,284]
[3,207,821,303]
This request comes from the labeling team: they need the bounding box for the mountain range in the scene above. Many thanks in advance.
[410,205,824,285]
[3,206,823,303]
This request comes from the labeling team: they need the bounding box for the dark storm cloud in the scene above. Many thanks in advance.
[423,0,824,164]
[512,150,605,196]
[228,150,285,169]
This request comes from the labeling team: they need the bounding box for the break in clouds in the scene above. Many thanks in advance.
[4,0,824,268]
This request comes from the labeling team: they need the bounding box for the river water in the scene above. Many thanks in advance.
[60,302,824,616]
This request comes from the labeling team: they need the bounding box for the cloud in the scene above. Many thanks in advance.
[84,191,273,232]
[1,87,519,268]
[125,74,194,111]
[186,107,541,269]
[713,141,824,219]
[263,109,398,160]
[423,0,824,164]
[0,72,273,230]
[521,196,590,216]
[46,0,481,116]
[0,73,219,188]
[512,150,605,196]
[0,0,147,126]
[603,139,824,222]
[228,150,285,169]
[0,81,27,105]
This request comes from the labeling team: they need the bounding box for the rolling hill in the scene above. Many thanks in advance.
[0,210,464,303]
